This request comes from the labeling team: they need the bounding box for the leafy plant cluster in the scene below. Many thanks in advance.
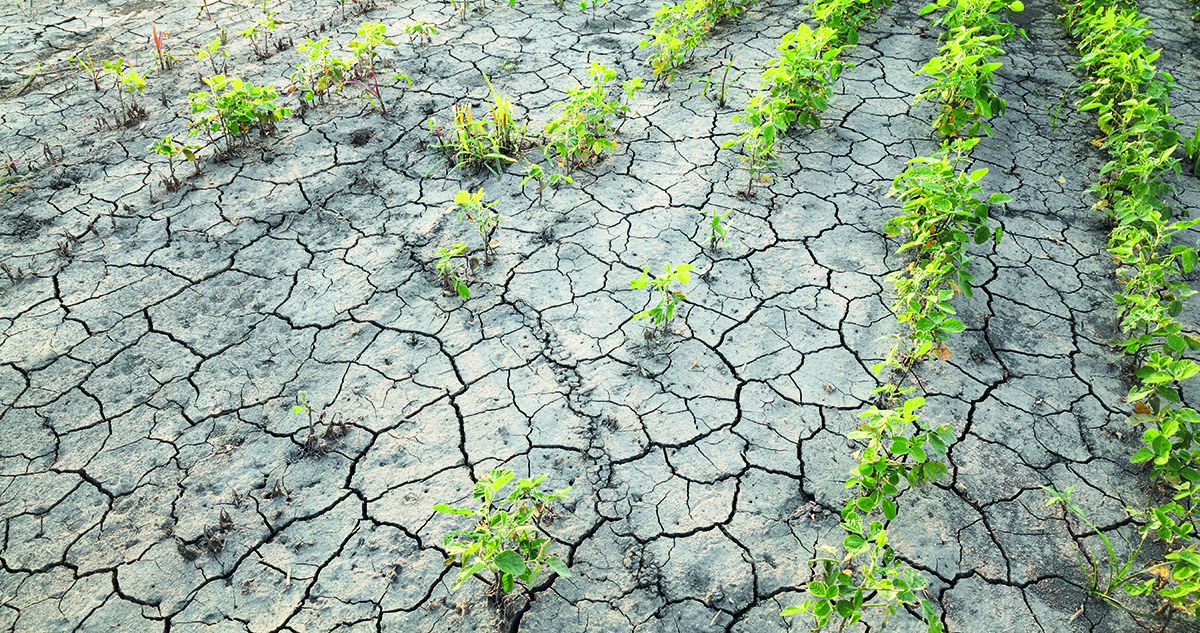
[1045,0,1200,619]
[722,24,848,192]
[806,0,893,46]
[638,0,756,87]
[189,75,292,153]
[786,140,1006,632]
[785,398,951,632]
[290,23,413,113]
[542,61,643,173]
[785,2,1019,627]
[913,0,1024,137]
[721,0,891,190]
[878,137,1008,387]
[434,469,571,594]
[431,75,528,175]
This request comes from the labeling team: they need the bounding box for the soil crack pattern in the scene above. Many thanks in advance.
[2,0,1200,631]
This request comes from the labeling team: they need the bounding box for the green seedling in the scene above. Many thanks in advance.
[881,138,1006,368]
[640,0,710,87]
[1033,85,1070,134]
[785,397,949,633]
[434,469,571,594]
[1184,121,1200,177]
[405,20,438,46]
[344,70,411,114]
[453,189,509,258]
[543,62,643,172]
[189,75,291,152]
[194,37,230,76]
[431,74,527,175]
[698,208,732,250]
[71,49,101,91]
[149,134,202,189]
[239,12,279,59]
[723,24,846,192]
[710,52,738,107]
[289,37,349,105]
[921,0,1024,39]
[101,59,148,125]
[151,24,177,73]
[1043,487,1163,615]
[630,262,694,333]
[520,160,572,204]
[1,159,26,198]
[450,0,473,23]
[348,22,397,79]
[913,25,1008,137]
[808,0,893,46]
[579,0,607,21]
[436,241,472,299]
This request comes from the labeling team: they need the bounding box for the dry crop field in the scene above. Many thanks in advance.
[2,0,1200,631]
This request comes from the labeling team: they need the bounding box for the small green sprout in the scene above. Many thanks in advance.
[630,263,694,331]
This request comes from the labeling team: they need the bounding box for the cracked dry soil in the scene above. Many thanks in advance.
[3,0,1200,631]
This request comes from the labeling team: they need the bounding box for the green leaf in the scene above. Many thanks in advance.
[495,550,529,576]
[454,190,472,205]
[433,505,474,515]
[882,498,897,521]
[1009,0,1023,10]
[941,319,965,333]
[843,534,867,551]
[974,226,990,244]
[969,168,988,182]
[546,557,571,577]
[1131,447,1155,463]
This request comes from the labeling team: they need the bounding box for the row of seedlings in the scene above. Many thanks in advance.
[639,0,759,87]
[782,0,1023,629]
[1047,0,1200,620]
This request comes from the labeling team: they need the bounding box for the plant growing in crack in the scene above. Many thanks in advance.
[189,75,291,153]
[194,36,230,76]
[344,69,411,114]
[874,137,1007,400]
[434,469,571,596]
[542,61,643,173]
[578,0,607,21]
[808,0,893,46]
[520,158,572,205]
[405,20,438,46]
[149,134,201,190]
[71,49,101,91]
[1184,121,1200,177]
[722,24,847,193]
[453,189,508,260]
[698,208,733,251]
[784,397,951,632]
[101,59,148,126]
[630,263,694,335]
[348,22,397,80]
[436,241,473,299]
[239,11,280,60]
[431,74,528,175]
[289,37,349,106]
[151,24,177,73]
[291,390,346,456]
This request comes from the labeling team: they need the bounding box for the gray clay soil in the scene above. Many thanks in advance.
[3,0,1200,631]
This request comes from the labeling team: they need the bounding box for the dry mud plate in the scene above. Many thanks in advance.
[3,0,1200,631]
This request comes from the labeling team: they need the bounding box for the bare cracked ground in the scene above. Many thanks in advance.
[3,0,1200,631]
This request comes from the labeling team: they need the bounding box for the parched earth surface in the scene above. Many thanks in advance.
[3,0,1200,631]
